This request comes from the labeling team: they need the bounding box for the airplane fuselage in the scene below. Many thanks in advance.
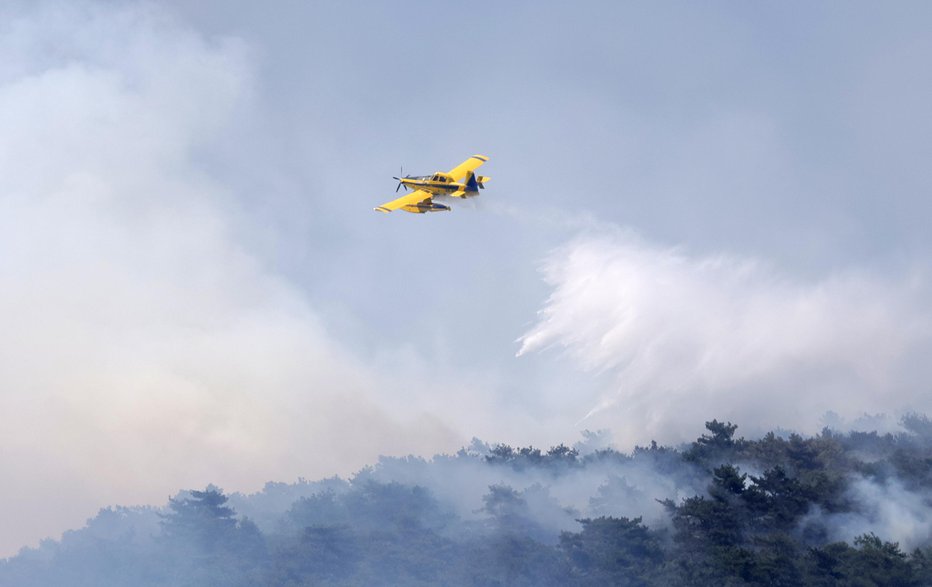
[398,175,477,198]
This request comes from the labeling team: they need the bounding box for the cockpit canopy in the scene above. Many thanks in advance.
[430,172,454,183]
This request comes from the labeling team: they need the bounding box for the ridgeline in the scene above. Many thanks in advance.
[4,416,932,586]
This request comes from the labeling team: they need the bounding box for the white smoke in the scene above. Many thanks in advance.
[519,229,932,445]
[0,3,458,557]
[815,476,932,550]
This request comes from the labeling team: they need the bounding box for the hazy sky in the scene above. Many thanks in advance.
[1,0,931,556]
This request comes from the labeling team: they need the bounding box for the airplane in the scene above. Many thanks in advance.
[374,154,491,213]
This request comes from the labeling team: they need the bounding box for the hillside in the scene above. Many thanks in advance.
[4,415,932,586]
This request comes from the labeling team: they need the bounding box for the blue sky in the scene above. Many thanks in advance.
[1,0,931,555]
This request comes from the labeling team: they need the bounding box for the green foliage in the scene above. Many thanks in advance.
[6,419,932,586]
[804,534,919,586]
[560,517,663,586]
[485,442,583,472]
[683,420,745,466]
[161,488,237,548]
[158,487,268,587]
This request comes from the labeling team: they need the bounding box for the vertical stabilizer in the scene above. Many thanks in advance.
[464,170,480,193]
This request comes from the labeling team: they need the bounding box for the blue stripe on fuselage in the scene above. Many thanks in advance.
[401,180,478,190]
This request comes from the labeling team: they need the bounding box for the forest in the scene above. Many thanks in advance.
[3,416,932,586]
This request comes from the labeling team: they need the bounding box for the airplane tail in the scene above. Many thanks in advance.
[464,170,481,192]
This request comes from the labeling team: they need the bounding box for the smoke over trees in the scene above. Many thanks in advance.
[3,417,932,586]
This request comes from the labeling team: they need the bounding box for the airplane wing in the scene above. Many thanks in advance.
[446,154,489,182]
[374,189,435,213]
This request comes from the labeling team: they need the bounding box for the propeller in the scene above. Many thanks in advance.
[392,166,410,193]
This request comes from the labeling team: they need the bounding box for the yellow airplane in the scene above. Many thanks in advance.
[374,155,491,213]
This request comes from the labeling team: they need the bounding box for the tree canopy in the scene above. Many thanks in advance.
[4,418,932,586]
